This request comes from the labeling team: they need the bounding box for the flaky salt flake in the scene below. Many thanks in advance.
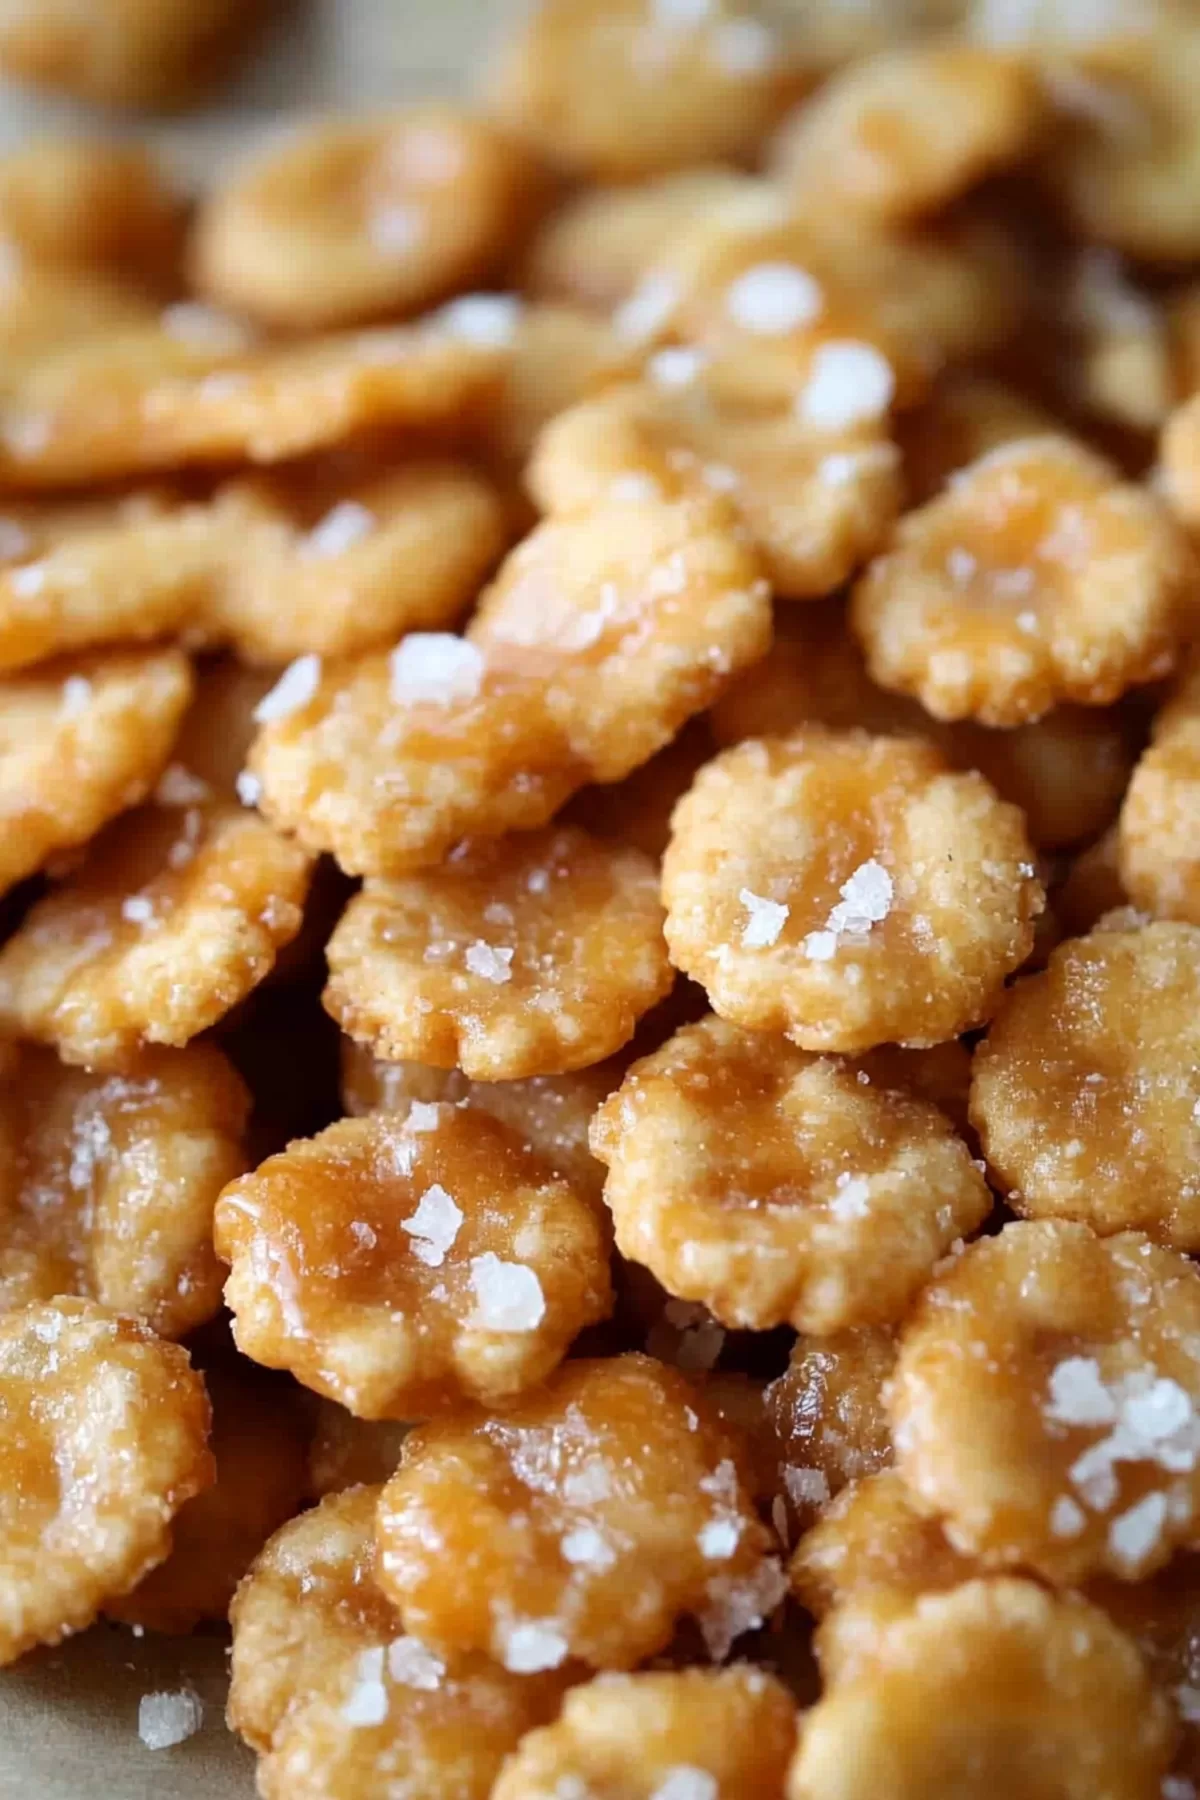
[386,1636,444,1690]
[648,346,707,389]
[60,675,92,717]
[161,301,253,354]
[1045,1357,1117,1427]
[235,769,262,808]
[501,1620,569,1673]
[1050,1494,1086,1538]
[699,1559,788,1662]
[342,1647,389,1726]
[121,896,155,926]
[1108,1491,1169,1569]
[407,1100,442,1132]
[802,929,838,962]
[614,273,680,343]
[10,562,43,597]
[137,1690,203,1750]
[401,1183,464,1268]
[465,940,514,984]
[784,1466,830,1508]
[253,654,322,723]
[1119,1377,1194,1443]
[470,1252,546,1332]
[390,634,484,707]
[303,500,376,559]
[698,1517,742,1560]
[797,341,896,431]
[829,860,893,934]
[739,888,788,949]
[438,293,523,347]
[711,16,776,74]
[653,1769,719,1800]
[725,262,822,336]
[155,763,212,808]
[560,1524,616,1569]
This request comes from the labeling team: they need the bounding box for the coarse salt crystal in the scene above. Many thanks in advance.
[1045,1357,1117,1428]
[390,633,484,706]
[470,1253,546,1332]
[726,262,822,336]
[560,1524,616,1569]
[370,200,423,255]
[10,562,43,597]
[137,1690,203,1750]
[386,1637,444,1690]
[1119,1377,1193,1443]
[439,293,523,347]
[653,1770,719,1800]
[711,16,776,74]
[1050,1494,1086,1538]
[802,929,838,962]
[784,1466,830,1508]
[60,675,92,717]
[253,654,321,723]
[401,1183,464,1268]
[830,1172,871,1218]
[121,896,155,925]
[341,1647,389,1725]
[303,500,376,558]
[797,341,895,431]
[235,769,262,808]
[408,1100,442,1132]
[699,1559,788,1662]
[648,346,707,388]
[614,273,680,343]
[739,888,788,949]
[803,860,893,959]
[155,763,211,807]
[161,302,253,354]
[501,1620,569,1673]
[698,1517,742,1560]
[465,940,514,983]
[1108,1490,1168,1568]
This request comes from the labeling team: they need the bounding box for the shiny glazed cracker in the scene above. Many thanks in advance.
[529,361,902,600]
[191,107,548,331]
[0,646,192,896]
[215,1104,611,1419]
[970,922,1200,1249]
[0,0,264,107]
[0,1041,246,1337]
[492,1666,799,1800]
[891,1219,1200,1583]
[662,729,1042,1052]
[852,435,1194,726]
[375,1353,783,1670]
[323,826,672,1081]
[0,1296,212,1665]
[590,1017,990,1334]
[765,1327,897,1538]
[786,1579,1174,1800]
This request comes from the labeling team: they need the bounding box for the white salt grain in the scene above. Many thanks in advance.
[739,888,788,949]
[10,562,43,597]
[560,1524,616,1570]
[401,1184,464,1268]
[369,201,423,256]
[648,346,707,388]
[407,1100,442,1132]
[386,1637,445,1690]
[121,896,155,925]
[1045,1357,1117,1428]
[797,341,896,430]
[784,1467,830,1508]
[235,769,262,808]
[60,675,92,717]
[137,1690,203,1750]
[155,763,211,807]
[653,1769,719,1800]
[698,1518,742,1560]
[439,293,523,347]
[1050,1494,1086,1538]
[1108,1491,1169,1568]
[711,16,777,73]
[253,654,321,723]
[470,1253,546,1332]
[725,262,822,335]
[501,1620,570,1673]
[465,940,514,983]
[303,500,376,558]
[390,634,484,706]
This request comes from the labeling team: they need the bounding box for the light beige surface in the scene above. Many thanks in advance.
[0,5,489,1793]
